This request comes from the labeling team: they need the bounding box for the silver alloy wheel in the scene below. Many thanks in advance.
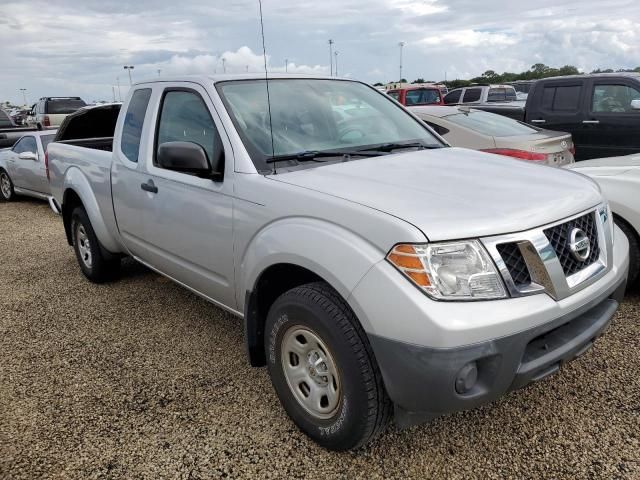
[75,224,92,268]
[0,173,11,199]
[281,326,341,419]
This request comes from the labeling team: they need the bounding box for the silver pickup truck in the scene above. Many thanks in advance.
[48,74,629,451]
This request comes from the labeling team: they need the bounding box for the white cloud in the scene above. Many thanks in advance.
[0,0,639,102]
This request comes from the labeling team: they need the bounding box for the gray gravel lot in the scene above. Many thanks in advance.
[1,199,639,479]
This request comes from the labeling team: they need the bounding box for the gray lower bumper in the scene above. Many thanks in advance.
[370,276,627,428]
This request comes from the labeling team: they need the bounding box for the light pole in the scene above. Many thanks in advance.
[222,58,226,73]
[112,86,116,102]
[246,65,249,73]
[116,77,122,101]
[398,42,405,83]
[334,51,339,77]
[285,59,288,73]
[123,65,134,85]
[328,39,334,76]
[157,69,161,77]
[19,88,27,106]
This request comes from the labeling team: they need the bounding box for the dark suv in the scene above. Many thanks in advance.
[524,73,640,159]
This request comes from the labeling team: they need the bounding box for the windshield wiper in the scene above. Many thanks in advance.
[265,150,382,163]
[357,142,442,153]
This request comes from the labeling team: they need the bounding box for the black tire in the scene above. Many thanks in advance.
[265,281,392,451]
[615,217,640,288]
[0,170,15,201]
[36,123,43,131]
[70,207,120,283]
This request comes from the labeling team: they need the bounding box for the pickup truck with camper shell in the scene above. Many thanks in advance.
[47,74,629,451]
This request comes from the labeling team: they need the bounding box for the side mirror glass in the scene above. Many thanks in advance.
[157,141,220,178]
[631,99,640,110]
[18,151,38,161]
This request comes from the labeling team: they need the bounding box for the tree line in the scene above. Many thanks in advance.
[375,64,640,89]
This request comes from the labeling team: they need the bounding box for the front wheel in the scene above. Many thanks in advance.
[71,207,120,283]
[0,170,15,201]
[616,219,640,288]
[265,282,392,450]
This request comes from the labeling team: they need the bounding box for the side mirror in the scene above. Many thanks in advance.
[18,151,38,161]
[157,141,224,178]
[631,99,640,110]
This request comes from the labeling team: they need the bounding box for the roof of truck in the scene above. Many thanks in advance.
[132,73,353,86]
[537,72,640,82]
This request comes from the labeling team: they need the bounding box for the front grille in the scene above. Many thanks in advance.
[497,243,531,286]
[544,212,600,277]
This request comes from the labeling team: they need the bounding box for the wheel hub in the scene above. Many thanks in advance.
[281,326,341,419]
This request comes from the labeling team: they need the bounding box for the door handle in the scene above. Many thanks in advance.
[141,179,158,193]
[582,120,600,124]
[530,119,546,123]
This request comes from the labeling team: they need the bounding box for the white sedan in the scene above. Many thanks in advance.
[566,154,640,287]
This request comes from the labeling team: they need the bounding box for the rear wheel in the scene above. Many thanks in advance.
[265,282,392,450]
[71,207,120,283]
[0,170,15,201]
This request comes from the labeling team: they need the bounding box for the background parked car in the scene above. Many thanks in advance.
[387,85,445,106]
[0,109,38,149]
[524,73,640,160]
[0,130,57,202]
[443,84,518,105]
[566,153,640,287]
[29,97,87,130]
[410,105,575,166]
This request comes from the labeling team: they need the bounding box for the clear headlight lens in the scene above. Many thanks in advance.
[387,241,507,300]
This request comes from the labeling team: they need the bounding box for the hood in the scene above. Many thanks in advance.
[270,147,602,241]
[566,154,640,176]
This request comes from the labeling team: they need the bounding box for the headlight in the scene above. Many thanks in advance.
[387,241,507,300]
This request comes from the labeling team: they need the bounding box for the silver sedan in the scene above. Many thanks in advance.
[0,130,57,202]
[410,105,574,167]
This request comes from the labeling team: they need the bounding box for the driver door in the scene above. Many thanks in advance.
[580,80,640,159]
[7,136,38,189]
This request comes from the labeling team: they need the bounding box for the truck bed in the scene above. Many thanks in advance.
[55,137,113,152]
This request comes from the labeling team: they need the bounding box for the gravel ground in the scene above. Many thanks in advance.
[1,199,639,480]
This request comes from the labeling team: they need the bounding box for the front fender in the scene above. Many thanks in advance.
[63,167,121,253]
[240,217,386,331]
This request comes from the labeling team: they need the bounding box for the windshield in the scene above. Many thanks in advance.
[46,99,87,114]
[445,110,539,137]
[40,135,56,152]
[216,79,442,172]
[487,87,517,102]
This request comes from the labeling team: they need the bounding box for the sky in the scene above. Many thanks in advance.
[1,0,640,104]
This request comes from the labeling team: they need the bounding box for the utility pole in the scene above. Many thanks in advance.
[19,88,27,106]
[285,59,288,73]
[112,86,116,102]
[246,65,249,72]
[222,58,226,73]
[398,42,405,83]
[157,69,161,77]
[123,65,134,85]
[328,39,334,76]
[116,77,122,101]
[334,51,339,77]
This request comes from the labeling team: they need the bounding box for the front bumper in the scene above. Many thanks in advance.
[348,224,629,427]
[369,275,625,427]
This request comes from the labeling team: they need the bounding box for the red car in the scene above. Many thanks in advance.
[386,85,445,106]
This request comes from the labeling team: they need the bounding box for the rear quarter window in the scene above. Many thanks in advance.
[121,89,152,163]
[539,84,583,112]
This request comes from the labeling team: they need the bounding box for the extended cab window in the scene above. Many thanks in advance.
[121,88,152,163]
[592,84,640,113]
[13,136,37,154]
[461,88,481,103]
[444,90,462,104]
[541,84,582,112]
[156,90,220,168]
[387,91,400,100]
